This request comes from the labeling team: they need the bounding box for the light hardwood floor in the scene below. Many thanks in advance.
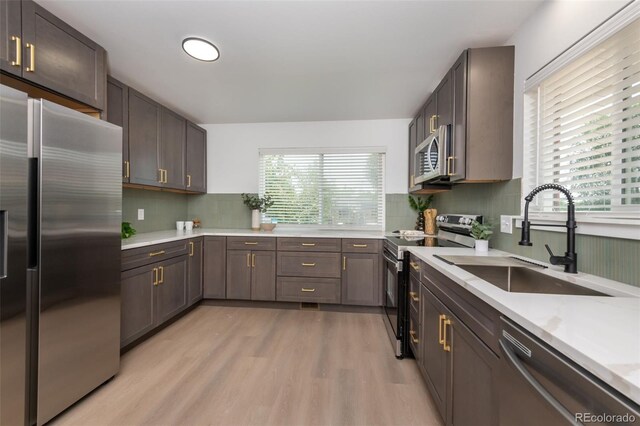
[52,305,443,426]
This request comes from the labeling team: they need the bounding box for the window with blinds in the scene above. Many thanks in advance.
[523,14,639,218]
[258,148,385,229]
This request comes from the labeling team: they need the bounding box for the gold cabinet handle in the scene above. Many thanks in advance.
[447,156,455,176]
[252,253,255,268]
[301,263,316,267]
[124,160,130,179]
[352,244,368,248]
[25,43,35,72]
[409,291,419,303]
[189,241,194,257]
[343,256,346,271]
[158,266,164,284]
[301,288,316,292]
[244,242,258,246]
[410,175,415,187]
[187,174,192,188]
[410,262,420,272]
[409,330,419,344]
[158,169,163,183]
[438,314,445,345]
[149,250,165,257]
[163,169,168,183]
[246,253,250,267]
[10,36,21,67]
[153,267,158,286]
[301,243,316,247]
[443,318,451,352]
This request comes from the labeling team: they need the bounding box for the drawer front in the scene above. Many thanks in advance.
[409,255,422,279]
[277,252,341,278]
[277,277,341,304]
[409,273,420,317]
[227,236,276,251]
[277,238,341,252]
[122,240,188,271]
[408,309,420,360]
[341,238,382,254]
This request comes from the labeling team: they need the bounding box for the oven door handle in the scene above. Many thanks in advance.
[383,251,400,271]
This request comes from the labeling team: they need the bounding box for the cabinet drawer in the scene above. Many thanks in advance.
[341,239,381,254]
[277,252,341,278]
[277,238,341,252]
[409,273,420,317]
[227,236,276,251]
[409,309,420,360]
[277,277,341,304]
[122,240,188,271]
[409,255,422,279]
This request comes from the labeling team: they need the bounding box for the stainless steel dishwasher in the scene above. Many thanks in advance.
[499,317,639,425]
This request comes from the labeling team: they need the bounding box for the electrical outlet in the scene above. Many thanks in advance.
[500,215,512,234]
[138,209,145,221]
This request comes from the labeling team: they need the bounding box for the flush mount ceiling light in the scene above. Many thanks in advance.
[182,37,219,62]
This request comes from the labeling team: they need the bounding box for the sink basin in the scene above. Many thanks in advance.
[457,265,610,297]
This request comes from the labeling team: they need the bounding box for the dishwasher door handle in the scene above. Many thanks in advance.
[499,340,579,426]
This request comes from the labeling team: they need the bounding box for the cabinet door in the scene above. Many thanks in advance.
[251,251,276,301]
[423,96,436,136]
[106,76,129,182]
[0,0,22,76]
[449,315,499,426]
[121,264,157,347]
[450,51,468,182]
[20,0,105,110]
[203,237,226,298]
[128,89,161,186]
[226,250,251,300]
[155,256,188,325]
[408,118,417,190]
[341,253,379,306]
[416,108,426,145]
[187,238,203,305]
[160,107,186,190]
[435,71,453,128]
[186,122,207,193]
[420,285,448,422]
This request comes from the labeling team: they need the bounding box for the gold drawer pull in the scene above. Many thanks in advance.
[302,263,316,267]
[149,250,165,257]
[343,256,346,271]
[410,262,420,271]
[438,314,445,345]
[152,268,158,286]
[409,292,419,303]
[244,242,258,245]
[187,174,192,188]
[409,330,419,344]
[124,160,130,179]
[352,244,368,248]
[158,266,164,284]
[301,288,316,292]
[25,43,35,72]
[189,242,194,256]
[11,36,21,67]
[301,243,316,247]
[252,253,255,268]
[443,318,451,352]
[246,253,250,267]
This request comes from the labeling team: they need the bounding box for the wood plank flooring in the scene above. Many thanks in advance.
[52,305,443,426]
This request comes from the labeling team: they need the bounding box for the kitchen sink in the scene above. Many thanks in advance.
[457,265,610,297]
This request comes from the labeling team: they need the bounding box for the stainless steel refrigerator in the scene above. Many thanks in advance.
[1,84,122,425]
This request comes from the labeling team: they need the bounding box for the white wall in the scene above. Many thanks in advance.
[508,0,629,178]
[203,119,411,194]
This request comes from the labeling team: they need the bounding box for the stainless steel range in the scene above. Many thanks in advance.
[382,214,481,358]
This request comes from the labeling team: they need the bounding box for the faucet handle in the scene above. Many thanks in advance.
[545,244,569,266]
[544,244,555,257]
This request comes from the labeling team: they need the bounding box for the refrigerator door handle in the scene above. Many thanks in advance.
[0,210,7,278]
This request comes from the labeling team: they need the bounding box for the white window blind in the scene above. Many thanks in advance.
[258,148,385,229]
[523,14,640,218]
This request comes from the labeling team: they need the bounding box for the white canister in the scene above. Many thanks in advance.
[475,240,489,253]
[185,221,194,231]
[251,209,260,231]
[176,221,185,231]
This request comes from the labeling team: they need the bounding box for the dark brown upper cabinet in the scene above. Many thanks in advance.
[450,51,468,183]
[186,121,207,193]
[128,88,162,187]
[408,118,417,190]
[434,71,452,131]
[106,76,129,182]
[160,107,186,190]
[1,0,106,110]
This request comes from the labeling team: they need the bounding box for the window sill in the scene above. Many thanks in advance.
[513,215,640,240]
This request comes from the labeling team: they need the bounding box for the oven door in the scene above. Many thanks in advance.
[414,124,450,184]
[383,248,401,338]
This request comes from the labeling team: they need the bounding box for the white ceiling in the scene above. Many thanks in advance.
[41,0,543,124]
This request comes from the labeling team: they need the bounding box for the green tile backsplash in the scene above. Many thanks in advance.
[122,188,188,233]
[431,179,640,287]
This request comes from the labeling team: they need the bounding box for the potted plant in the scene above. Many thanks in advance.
[241,193,275,230]
[408,195,433,231]
[121,222,136,239]
[471,220,493,252]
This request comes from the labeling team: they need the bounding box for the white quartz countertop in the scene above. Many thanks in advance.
[407,246,640,405]
[122,228,386,250]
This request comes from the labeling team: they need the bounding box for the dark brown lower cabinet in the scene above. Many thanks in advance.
[420,282,499,426]
[155,256,188,325]
[121,263,156,347]
[227,249,276,301]
[187,238,203,305]
[341,252,380,306]
[226,250,252,300]
[203,237,226,298]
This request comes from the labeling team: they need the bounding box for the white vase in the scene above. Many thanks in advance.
[475,240,489,253]
[251,209,260,231]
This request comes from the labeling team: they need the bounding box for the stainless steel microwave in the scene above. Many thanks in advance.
[414,124,451,184]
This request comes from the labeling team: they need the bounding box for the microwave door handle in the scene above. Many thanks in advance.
[499,340,579,425]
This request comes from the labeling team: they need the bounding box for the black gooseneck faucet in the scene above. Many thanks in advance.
[519,184,578,274]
